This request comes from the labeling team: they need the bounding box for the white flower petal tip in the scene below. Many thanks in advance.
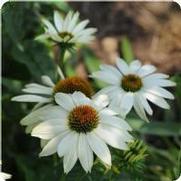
[91,56,175,121]
[0,172,12,180]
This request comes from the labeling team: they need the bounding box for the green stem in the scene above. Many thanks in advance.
[59,47,66,78]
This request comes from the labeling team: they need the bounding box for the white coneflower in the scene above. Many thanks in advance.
[11,75,93,109]
[31,92,133,173]
[12,75,94,134]
[36,11,97,45]
[91,57,176,122]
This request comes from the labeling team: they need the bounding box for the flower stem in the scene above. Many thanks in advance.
[59,47,66,78]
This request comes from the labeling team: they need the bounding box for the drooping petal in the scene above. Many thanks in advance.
[31,120,68,140]
[11,95,52,103]
[133,96,149,122]
[87,132,111,166]
[57,132,77,157]
[100,114,132,131]
[145,87,174,100]
[78,134,93,173]
[39,131,69,157]
[20,105,67,126]
[137,92,153,115]
[95,125,132,150]
[120,92,134,117]
[144,92,170,109]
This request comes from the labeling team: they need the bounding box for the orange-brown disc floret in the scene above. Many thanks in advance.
[54,77,93,98]
[121,74,142,92]
[68,105,99,133]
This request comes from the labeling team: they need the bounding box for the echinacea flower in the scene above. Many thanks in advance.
[11,75,93,110]
[31,92,133,173]
[36,11,97,46]
[91,58,176,121]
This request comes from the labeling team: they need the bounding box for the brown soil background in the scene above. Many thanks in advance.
[70,2,181,74]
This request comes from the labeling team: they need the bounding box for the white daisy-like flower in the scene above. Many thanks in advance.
[31,92,133,173]
[11,75,93,110]
[91,57,176,122]
[36,11,97,45]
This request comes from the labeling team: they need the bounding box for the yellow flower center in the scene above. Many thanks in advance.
[68,105,99,133]
[54,77,93,98]
[59,31,73,41]
[121,74,142,92]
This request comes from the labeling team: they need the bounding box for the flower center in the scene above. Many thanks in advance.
[54,77,93,98]
[59,31,73,41]
[68,105,99,133]
[121,74,142,92]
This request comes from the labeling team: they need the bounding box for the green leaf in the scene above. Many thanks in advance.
[128,118,181,136]
[120,37,134,63]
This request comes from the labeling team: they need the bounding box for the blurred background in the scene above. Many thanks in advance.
[2,1,181,181]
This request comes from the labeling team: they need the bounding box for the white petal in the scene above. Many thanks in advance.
[11,95,52,103]
[92,94,109,110]
[100,64,122,77]
[78,134,93,173]
[144,73,169,79]
[54,11,63,32]
[31,120,68,139]
[22,87,53,95]
[95,125,132,150]
[134,96,149,122]
[63,142,78,174]
[87,132,111,166]
[25,122,39,134]
[40,139,48,148]
[75,28,97,38]
[137,92,153,115]
[55,93,75,111]
[129,60,141,73]
[42,18,62,42]
[20,105,67,126]
[67,12,79,32]
[91,71,120,85]
[100,114,132,131]
[137,64,156,77]
[120,92,134,117]
[0,172,12,180]
[72,91,91,106]
[62,11,73,31]
[41,75,55,87]
[143,77,176,88]
[116,57,129,75]
[144,92,170,109]
[73,20,89,34]
[57,132,77,157]
[100,108,118,116]
[39,131,69,157]
[145,87,174,100]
